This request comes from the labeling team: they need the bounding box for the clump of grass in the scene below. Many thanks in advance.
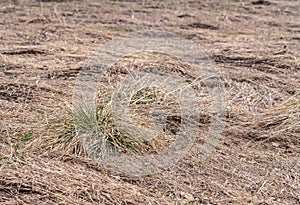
[24,78,180,161]
[72,51,197,160]
[94,86,177,156]
[26,51,197,162]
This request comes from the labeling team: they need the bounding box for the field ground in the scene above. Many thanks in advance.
[0,0,299,204]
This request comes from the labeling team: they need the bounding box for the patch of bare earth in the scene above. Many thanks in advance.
[0,0,299,204]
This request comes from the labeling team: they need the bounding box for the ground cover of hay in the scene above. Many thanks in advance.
[0,0,299,204]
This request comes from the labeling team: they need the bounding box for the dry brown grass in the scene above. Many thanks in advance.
[1,0,299,204]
